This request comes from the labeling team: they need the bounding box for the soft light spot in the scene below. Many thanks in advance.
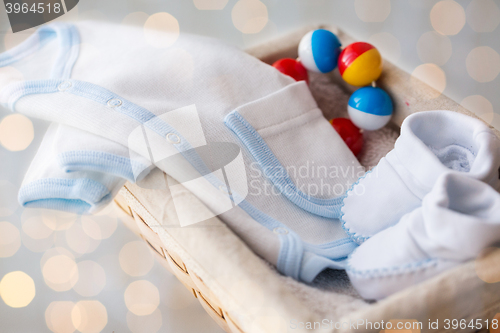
[416,31,452,66]
[466,46,500,83]
[354,0,391,22]
[460,95,495,124]
[124,280,160,316]
[121,12,149,27]
[0,114,34,151]
[411,63,446,99]
[0,271,36,308]
[368,32,401,64]
[475,247,500,283]
[45,301,76,333]
[81,215,117,240]
[22,216,54,240]
[430,1,466,35]
[144,12,180,49]
[194,0,228,10]
[73,261,106,297]
[65,222,100,255]
[41,247,75,269]
[126,309,163,333]
[119,241,155,277]
[231,0,268,34]
[21,230,55,253]
[466,0,500,33]
[71,300,108,333]
[42,255,79,292]
[0,221,21,257]
[0,180,18,217]
[40,209,77,231]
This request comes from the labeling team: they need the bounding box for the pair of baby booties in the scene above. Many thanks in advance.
[342,110,500,300]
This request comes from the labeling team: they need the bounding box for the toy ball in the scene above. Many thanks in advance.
[272,58,309,83]
[298,29,341,73]
[338,42,383,87]
[330,118,364,156]
[348,87,393,131]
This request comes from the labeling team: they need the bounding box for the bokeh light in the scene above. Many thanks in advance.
[121,12,149,27]
[71,300,108,333]
[45,301,76,333]
[193,0,228,10]
[81,214,117,240]
[416,31,452,66]
[368,32,401,64]
[460,95,495,125]
[42,254,79,292]
[22,216,54,240]
[39,209,77,231]
[0,271,36,308]
[0,180,18,217]
[124,280,160,316]
[144,12,180,49]
[0,221,21,257]
[475,247,500,284]
[354,0,391,23]
[411,63,447,99]
[65,222,101,255]
[0,114,34,152]
[21,229,55,253]
[430,1,466,35]
[466,46,500,83]
[73,261,106,297]
[127,308,163,333]
[466,0,500,33]
[231,0,268,34]
[119,241,154,277]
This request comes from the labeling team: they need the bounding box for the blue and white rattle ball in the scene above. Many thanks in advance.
[298,29,341,73]
[347,87,393,131]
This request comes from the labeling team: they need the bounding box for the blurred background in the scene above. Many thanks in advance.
[0,0,499,332]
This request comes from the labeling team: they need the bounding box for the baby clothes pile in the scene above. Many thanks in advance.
[2,21,500,300]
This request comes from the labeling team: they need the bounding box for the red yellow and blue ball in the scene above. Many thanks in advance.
[348,87,393,131]
[338,42,383,87]
[298,29,341,73]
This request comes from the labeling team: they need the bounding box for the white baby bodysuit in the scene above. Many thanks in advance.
[0,22,362,281]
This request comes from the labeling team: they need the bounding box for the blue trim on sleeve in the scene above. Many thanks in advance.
[18,177,111,215]
[58,150,149,183]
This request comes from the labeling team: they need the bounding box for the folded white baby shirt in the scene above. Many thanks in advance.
[1,22,363,281]
[19,123,128,214]
[341,110,500,244]
[347,173,500,300]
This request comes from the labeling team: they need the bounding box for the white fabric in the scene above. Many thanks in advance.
[347,173,500,300]
[19,124,126,214]
[341,110,500,243]
[1,22,361,280]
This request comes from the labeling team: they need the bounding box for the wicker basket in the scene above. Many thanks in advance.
[113,25,500,333]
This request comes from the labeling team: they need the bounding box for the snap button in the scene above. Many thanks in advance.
[273,227,289,235]
[166,133,180,144]
[58,81,72,92]
[219,185,232,195]
[107,98,122,108]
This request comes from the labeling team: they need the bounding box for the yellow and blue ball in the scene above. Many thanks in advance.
[298,29,341,73]
[348,87,393,131]
[338,42,383,87]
